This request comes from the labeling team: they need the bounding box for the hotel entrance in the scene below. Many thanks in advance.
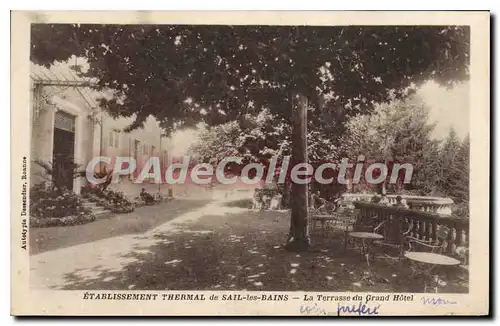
[52,110,76,191]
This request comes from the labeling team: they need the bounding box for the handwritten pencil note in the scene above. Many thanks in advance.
[421,297,457,305]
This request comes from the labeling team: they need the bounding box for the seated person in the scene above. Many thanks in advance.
[140,188,155,204]
[379,193,390,205]
[262,194,272,210]
[269,194,283,210]
[310,191,321,209]
[393,195,409,208]
[252,188,264,210]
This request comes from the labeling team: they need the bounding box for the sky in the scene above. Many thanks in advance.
[419,80,470,141]
[169,128,200,157]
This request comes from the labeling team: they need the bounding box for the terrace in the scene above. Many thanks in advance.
[31,195,469,293]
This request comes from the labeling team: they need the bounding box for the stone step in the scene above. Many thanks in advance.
[82,202,99,207]
[80,200,113,219]
[93,209,113,219]
[82,202,108,208]
[92,206,109,213]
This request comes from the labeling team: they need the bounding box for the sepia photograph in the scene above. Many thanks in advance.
[11,11,489,316]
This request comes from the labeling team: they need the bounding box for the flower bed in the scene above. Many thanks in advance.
[30,214,96,228]
[30,183,96,228]
[81,185,135,213]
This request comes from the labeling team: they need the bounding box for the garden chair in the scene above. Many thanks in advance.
[344,219,386,265]
[371,218,412,261]
[404,231,459,293]
[308,199,337,236]
[406,225,468,265]
[328,208,366,249]
[405,225,451,255]
[406,237,445,254]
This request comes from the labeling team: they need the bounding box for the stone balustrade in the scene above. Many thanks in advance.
[341,193,454,216]
[353,202,468,256]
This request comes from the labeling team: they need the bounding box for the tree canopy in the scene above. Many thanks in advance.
[31,23,471,247]
[439,130,469,203]
[340,95,439,193]
[31,24,470,135]
[189,109,289,165]
[189,107,339,170]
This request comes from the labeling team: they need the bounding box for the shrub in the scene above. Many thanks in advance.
[30,183,89,218]
[30,213,96,228]
[29,183,96,227]
[81,185,136,213]
[111,204,135,213]
[452,202,469,219]
[33,159,85,193]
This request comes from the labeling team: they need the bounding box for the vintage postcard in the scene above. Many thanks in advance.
[11,11,490,316]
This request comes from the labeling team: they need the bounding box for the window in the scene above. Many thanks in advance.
[162,150,168,167]
[151,146,156,156]
[108,131,120,148]
[133,140,140,158]
[142,143,149,155]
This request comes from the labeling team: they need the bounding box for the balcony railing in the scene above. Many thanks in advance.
[354,202,469,256]
[342,193,454,216]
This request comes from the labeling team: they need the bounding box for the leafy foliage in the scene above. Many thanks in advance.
[30,183,96,227]
[81,185,135,213]
[31,25,469,135]
[341,95,438,193]
[452,202,469,219]
[438,129,461,192]
[189,106,341,183]
[413,139,443,196]
[30,214,97,228]
[33,157,85,193]
[93,167,114,192]
[442,132,470,204]
[30,24,470,240]
[189,109,288,170]
[342,104,470,217]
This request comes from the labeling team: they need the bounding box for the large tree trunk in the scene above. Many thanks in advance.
[285,93,310,252]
